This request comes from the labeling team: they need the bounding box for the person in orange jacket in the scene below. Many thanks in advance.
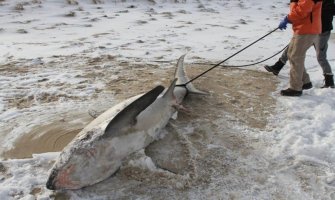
[265,0,335,89]
[277,0,323,96]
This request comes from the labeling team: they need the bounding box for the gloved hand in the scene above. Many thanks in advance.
[278,16,290,30]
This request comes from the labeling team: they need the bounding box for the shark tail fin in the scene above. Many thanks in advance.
[175,54,208,95]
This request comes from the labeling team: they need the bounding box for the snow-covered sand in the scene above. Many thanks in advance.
[1,0,335,199]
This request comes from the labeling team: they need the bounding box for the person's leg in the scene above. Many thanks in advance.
[317,31,333,74]
[264,46,288,75]
[279,46,289,64]
[316,31,334,88]
[282,34,316,95]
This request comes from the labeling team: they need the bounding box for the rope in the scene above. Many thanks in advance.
[181,27,280,86]
[192,44,288,68]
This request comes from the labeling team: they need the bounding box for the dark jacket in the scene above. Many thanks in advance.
[322,0,335,32]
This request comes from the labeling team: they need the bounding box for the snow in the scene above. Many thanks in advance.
[265,88,335,164]
[0,0,335,199]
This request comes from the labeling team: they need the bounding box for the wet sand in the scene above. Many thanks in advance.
[2,113,92,159]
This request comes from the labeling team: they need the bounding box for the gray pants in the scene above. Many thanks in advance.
[316,31,333,75]
[287,34,318,91]
[279,31,333,75]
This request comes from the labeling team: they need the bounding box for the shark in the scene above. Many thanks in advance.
[46,54,206,190]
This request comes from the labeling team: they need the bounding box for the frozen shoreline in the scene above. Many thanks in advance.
[1,0,335,199]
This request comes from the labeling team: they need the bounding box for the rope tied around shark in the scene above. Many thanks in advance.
[176,27,284,87]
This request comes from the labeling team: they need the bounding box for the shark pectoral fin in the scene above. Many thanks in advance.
[103,85,165,138]
[145,124,195,176]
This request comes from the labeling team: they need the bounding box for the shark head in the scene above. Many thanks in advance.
[47,140,124,190]
[46,136,120,190]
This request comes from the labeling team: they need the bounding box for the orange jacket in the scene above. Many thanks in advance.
[288,0,322,34]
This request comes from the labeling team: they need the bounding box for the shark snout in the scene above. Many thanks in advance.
[46,169,58,190]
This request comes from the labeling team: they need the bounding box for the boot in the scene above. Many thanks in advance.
[264,60,285,76]
[280,88,302,96]
[302,82,313,90]
[321,74,334,88]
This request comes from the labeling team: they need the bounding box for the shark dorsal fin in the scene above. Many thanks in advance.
[102,85,165,139]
